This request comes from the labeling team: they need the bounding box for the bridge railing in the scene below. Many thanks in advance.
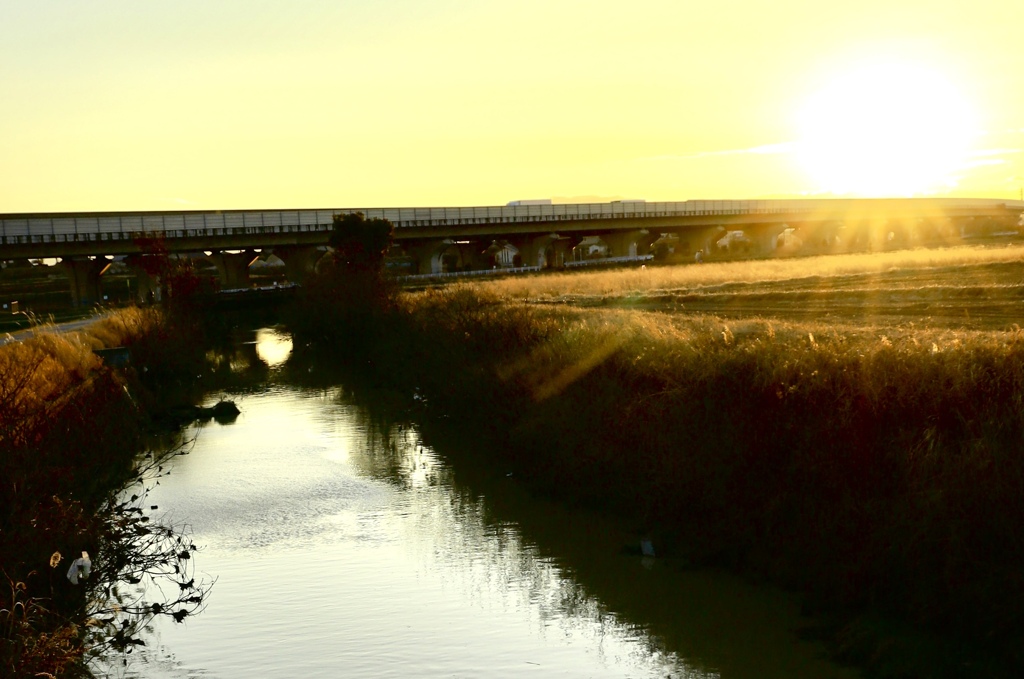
[2,198,1018,244]
[397,265,542,282]
[0,201,793,241]
[0,210,340,244]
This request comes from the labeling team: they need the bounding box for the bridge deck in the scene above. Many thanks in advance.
[1,198,1020,260]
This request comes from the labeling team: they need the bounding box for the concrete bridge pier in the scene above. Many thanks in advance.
[509,233,562,269]
[784,221,841,251]
[405,239,493,274]
[405,240,455,274]
[402,241,431,274]
[457,240,494,271]
[695,226,729,255]
[743,223,781,253]
[602,229,657,258]
[550,236,576,268]
[61,256,111,307]
[270,245,326,284]
[208,250,258,290]
[843,214,939,251]
[124,255,164,303]
[911,217,958,245]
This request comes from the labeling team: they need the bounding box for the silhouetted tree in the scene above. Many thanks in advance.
[327,212,394,272]
[131,233,217,310]
[289,212,398,346]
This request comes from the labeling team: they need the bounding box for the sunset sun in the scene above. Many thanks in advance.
[795,61,979,197]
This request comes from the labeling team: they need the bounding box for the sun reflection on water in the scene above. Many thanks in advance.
[254,327,293,367]
[109,359,858,679]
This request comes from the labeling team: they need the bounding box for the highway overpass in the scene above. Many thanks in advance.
[2,197,1021,305]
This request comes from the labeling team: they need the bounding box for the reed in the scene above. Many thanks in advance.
[0,306,208,677]
[378,269,1024,676]
[473,243,1024,302]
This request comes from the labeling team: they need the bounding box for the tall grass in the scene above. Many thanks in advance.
[475,244,1024,301]
[361,281,1024,676]
[0,306,207,677]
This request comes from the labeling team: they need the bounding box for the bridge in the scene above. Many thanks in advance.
[2,197,1022,306]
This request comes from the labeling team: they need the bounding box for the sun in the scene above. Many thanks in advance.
[794,61,978,197]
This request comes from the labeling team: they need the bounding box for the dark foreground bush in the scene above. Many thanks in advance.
[1,309,212,676]
[286,211,398,353]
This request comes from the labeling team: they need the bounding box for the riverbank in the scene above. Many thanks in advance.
[0,306,211,676]
[131,367,862,679]
[290,250,1024,678]
[9,244,1020,676]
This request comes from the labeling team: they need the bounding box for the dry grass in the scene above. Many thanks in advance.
[0,306,185,677]
[77,306,165,350]
[471,243,1024,302]
[388,271,1024,674]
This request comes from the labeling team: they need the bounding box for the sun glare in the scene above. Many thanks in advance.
[795,61,978,197]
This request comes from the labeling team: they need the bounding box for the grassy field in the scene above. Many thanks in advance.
[474,243,1024,331]
[367,245,1024,677]
[7,246,1013,677]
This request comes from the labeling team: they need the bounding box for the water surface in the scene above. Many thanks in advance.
[112,329,859,679]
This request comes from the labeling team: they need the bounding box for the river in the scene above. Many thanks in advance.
[107,327,860,679]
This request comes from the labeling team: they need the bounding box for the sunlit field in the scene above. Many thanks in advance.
[469,244,1024,331]
[387,247,1024,673]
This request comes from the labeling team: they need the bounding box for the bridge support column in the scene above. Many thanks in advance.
[550,236,575,269]
[460,241,493,271]
[695,226,728,255]
[509,233,562,269]
[397,244,425,276]
[61,257,111,307]
[404,241,441,275]
[405,239,479,274]
[602,229,656,258]
[208,250,259,290]
[742,223,777,253]
[124,255,164,303]
[270,245,326,285]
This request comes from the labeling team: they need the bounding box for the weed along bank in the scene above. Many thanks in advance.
[284,244,1024,678]
[8,241,1024,677]
[1,306,860,677]
[132,348,861,678]
[1,306,213,677]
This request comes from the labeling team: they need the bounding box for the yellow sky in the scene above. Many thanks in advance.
[2,0,1022,212]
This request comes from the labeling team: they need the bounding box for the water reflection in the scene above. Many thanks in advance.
[111,328,858,679]
[255,327,293,367]
[347,423,683,673]
[344,408,860,679]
